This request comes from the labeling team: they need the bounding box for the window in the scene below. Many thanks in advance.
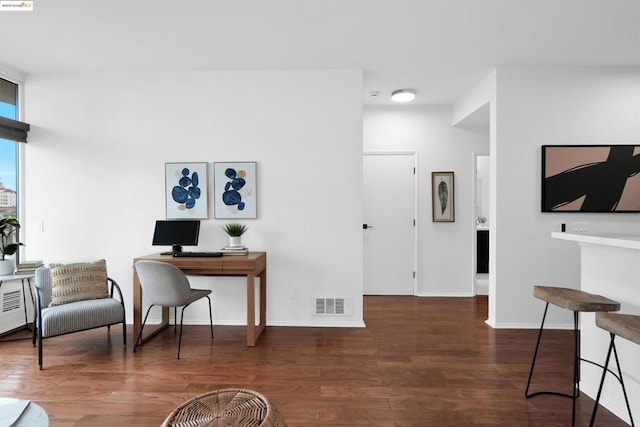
[0,77,18,219]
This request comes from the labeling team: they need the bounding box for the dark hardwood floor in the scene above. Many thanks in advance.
[0,296,627,426]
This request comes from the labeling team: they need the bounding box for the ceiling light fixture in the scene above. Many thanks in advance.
[391,89,416,103]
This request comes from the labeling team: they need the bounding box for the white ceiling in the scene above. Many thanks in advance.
[1,0,639,105]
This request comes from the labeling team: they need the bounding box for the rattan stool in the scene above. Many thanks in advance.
[525,285,620,427]
[589,312,639,427]
[161,388,286,427]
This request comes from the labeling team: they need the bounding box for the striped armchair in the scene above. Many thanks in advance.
[32,267,126,369]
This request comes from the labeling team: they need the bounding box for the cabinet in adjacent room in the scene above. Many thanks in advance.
[477,229,489,274]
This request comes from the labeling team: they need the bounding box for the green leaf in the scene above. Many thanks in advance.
[222,223,247,237]
[438,181,448,215]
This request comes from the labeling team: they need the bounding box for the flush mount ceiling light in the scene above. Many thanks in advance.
[391,89,416,103]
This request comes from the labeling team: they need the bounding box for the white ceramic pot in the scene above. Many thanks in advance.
[0,259,15,276]
[229,236,242,247]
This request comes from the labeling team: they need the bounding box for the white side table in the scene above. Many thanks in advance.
[0,273,36,332]
[0,398,49,426]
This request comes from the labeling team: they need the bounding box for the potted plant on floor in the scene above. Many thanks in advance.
[0,217,23,275]
[222,223,247,248]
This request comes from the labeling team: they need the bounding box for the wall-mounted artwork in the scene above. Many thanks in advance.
[165,162,209,219]
[214,162,257,219]
[432,171,455,222]
[542,145,640,212]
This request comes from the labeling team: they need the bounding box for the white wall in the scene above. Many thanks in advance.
[363,106,489,296]
[493,67,640,328]
[22,69,365,327]
[476,156,490,223]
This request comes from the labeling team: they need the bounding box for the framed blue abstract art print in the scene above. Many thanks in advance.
[165,162,209,219]
[214,161,257,219]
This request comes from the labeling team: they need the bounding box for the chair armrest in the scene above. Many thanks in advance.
[32,283,44,316]
[108,277,124,303]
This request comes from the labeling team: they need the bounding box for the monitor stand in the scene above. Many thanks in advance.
[161,245,183,256]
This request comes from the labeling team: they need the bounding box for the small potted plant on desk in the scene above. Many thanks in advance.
[0,217,23,276]
[223,223,247,248]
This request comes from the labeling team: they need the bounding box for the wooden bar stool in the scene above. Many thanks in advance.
[526,285,620,427]
[589,312,639,427]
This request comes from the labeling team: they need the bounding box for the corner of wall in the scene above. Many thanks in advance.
[451,69,496,127]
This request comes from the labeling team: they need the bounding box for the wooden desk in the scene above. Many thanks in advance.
[132,252,267,346]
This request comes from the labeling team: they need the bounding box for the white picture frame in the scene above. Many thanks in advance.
[214,162,257,219]
[165,162,209,219]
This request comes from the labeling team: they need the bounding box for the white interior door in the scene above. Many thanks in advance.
[363,153,416,295]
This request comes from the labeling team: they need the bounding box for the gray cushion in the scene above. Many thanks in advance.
[40,298,125,337]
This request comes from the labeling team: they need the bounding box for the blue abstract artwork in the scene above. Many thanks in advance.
[165,162,209,219]
[214,162,257,219]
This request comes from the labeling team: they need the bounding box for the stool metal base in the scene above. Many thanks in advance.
[589,333,635,427]
[526,302,582,427]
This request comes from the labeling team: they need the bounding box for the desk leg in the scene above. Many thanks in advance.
[247,273,256,346]
[245,269,267,347]
[258,267,266,339]
[133,266,169,345]
[133,269,142,342]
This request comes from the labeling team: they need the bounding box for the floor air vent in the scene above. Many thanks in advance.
[312,298,352,315]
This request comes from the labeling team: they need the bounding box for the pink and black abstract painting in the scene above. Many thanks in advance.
[542,145,640,212]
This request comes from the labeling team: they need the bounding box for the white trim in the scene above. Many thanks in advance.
[266,320,366,328]
[488,321,574,330]
[416,292,474,297]
[0,64,26,84]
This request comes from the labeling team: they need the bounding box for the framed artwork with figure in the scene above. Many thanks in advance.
[214,162,258,219]
[432,171,454,222]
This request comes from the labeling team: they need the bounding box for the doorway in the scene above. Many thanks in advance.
[363,153,417,295]
[475,155,490,295]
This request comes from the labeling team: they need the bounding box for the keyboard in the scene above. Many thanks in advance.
[173,252,223,257]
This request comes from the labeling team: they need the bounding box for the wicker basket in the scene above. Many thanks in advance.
[161,388,286,427]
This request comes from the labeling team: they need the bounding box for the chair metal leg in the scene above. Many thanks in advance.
[122,315,127,347]
[206,296,214,339]
[174,307,177,334]
[526,302,550,397]
[32,313,37,347]
[590,334,635,427]
[526,303,581,427]
[611,338,635,427]
[38,334,43,370]
[590,334,614,426]
[134,304,155,352]
[571,310,579,427]
[177,305,187,359]
[35,307,44,369]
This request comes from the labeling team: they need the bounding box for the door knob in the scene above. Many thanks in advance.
[363,224,374,229]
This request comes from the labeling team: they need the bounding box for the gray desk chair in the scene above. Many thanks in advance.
[133,260,213,359]
[33,266,126,370]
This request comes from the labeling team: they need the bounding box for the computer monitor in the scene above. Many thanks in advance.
[152,220,200,254]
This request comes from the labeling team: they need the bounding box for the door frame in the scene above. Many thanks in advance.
[363,151,419,296]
